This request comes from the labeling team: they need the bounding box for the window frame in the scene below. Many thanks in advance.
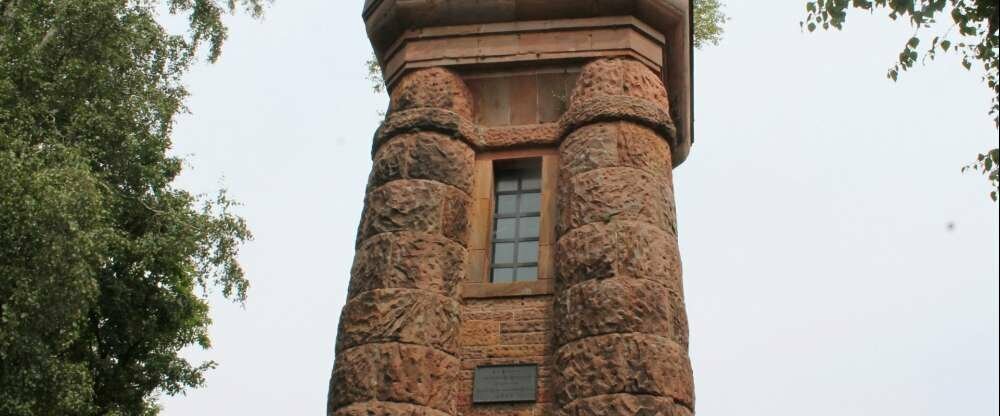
[490,160,542,283]
[463,148,558,299]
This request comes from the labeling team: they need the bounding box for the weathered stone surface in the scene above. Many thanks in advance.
[560,122,672,179]
[616,123,672,178]
[559,123,619,175]
[370,132,475,194]
[390,67,474,119]
[558,167,674,235]
[369,135,409,190]
[555,221,681,292]
[409,133,475,194]
[554,333,694,408]
[554,277,673,346]
[358,180,470,246]
[331,401,450,416]
[441,186,471,245]
[374,108,483,156]
[459,319,500,347]
[557,394,690,416]
[336,289,460,354]
[329,343,459,414]
[348,232,466,299]
[559,94,676,147]
[667,285,690,350]
[481,123,560,149]
[569,58,669,111]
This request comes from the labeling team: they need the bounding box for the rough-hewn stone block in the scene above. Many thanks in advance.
[331,401,451,416]
[349,232,466,299]
[557,394,690,416]
[358,180,470,246]
[616,123,671,177]
[390,67,474,119]
[554,333,694,408]
[370,136,409,189]
[560,122,672,179]
[559,94,676,147]
[441,186,471,245]
[374,108,483,156]
[560,123,619,176]
[554,277,673,346]
[336,289,460,355]
[556,221,681,292]
[409,133,475,193]
[370,132,475,194]
[569,58,669,111]
[329,343,459,414]
[558,167,674,235]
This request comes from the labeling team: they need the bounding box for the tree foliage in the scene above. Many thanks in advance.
[694,0,728,48]
[804,0,999,201]
[0,1,265,414]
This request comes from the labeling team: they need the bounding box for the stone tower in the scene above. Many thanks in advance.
[328,1,695,415]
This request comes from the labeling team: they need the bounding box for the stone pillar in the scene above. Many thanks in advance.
[327,68,475,416]
[553,58,695,415]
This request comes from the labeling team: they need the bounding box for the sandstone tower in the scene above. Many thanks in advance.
[328,1,695,415]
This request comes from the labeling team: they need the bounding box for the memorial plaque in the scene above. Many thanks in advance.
[472,364,538,404]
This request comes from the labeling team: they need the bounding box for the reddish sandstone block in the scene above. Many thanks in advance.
[370,132,475,194]
[558,94,676,146]
[374,107,483,155]
[501,319,550,334]
[336,289,460,355]
[501,331,550,345]
[348,232,465,299]
[569,58,669,110]
[616,123,672,178]
[409,133,475,194]
[359,180,443,242]
[358,180,471,246]
[554,277,673,346]
[460,320,501,347]
[558,167,674,235]
[329,343,459,414]
[557,394,690,416]
[467,343,548,359]
[441,186,472,246]
[331,401,450,416]
[559,123,619,176]
[555,221,681,292]
[369,136,409,190]
[568,59,624,102]
[554,333,694,408]
[390,67,474,119]
[668,285,691,350]
[560,122,672,179]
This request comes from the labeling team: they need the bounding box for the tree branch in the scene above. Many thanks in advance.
[33,26,58,53]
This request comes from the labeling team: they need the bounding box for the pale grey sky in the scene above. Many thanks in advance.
[161,1,999,414]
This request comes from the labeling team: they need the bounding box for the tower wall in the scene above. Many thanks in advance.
[330,2,695,415]
[328,68,475,416]
[553,58,693,416]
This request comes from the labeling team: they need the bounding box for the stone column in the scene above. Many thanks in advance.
[553,58,695,415]
[327,68,476,416]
